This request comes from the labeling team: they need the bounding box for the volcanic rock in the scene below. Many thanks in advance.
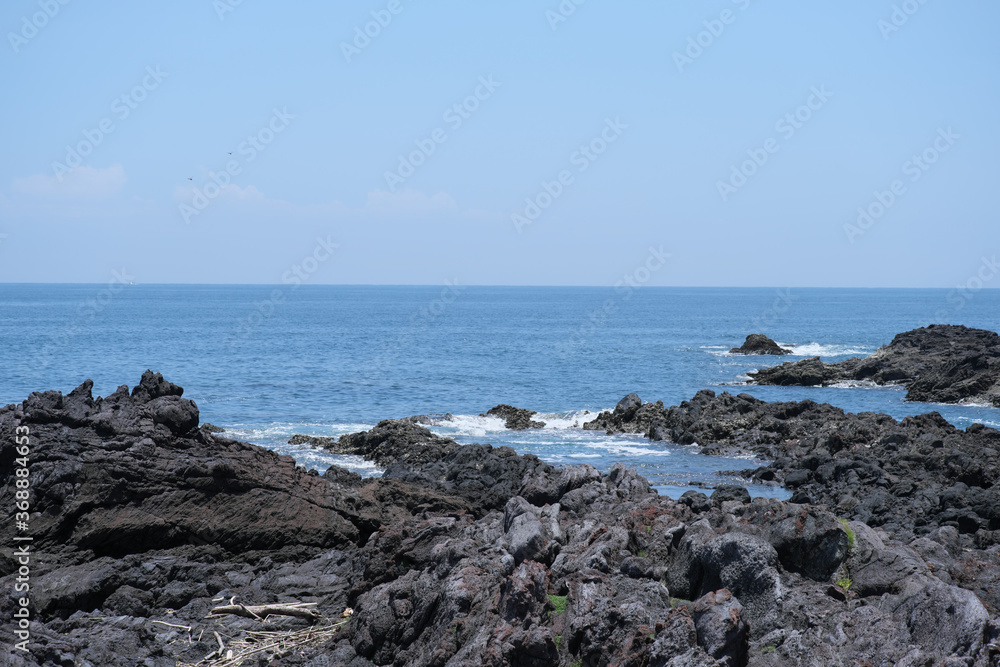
[1,375,998,665]
[729,334,791,355]
[483,404,546,430]
[749,325,1000,406]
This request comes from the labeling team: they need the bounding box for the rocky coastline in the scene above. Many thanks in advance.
[747,325,1000,406]
[1,372,999,665]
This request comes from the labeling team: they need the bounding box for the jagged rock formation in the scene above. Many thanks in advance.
[748,325,1000,406]
[1,374,998,665]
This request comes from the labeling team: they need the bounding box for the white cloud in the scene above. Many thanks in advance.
[12,164,127,199]
[364,189,458,214]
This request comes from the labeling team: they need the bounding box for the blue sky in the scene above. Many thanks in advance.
[0,0,997,287]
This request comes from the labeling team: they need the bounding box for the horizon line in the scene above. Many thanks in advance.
[0,283,995,290]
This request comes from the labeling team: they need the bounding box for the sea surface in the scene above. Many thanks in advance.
[3,285,1000,499]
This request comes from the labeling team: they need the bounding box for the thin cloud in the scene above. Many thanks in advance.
[12,164,127,199]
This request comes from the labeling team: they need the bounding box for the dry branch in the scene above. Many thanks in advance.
[207,602,321,622]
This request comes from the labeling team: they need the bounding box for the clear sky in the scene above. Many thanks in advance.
[1,1,997,287]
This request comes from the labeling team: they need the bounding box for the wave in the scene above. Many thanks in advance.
[222,421,373,441]
[781,343,872,357]
[436,409,605,436]
[826,380,905,390]
[703,342,873,358]
[535,409,603,429]
[215,421,382,477]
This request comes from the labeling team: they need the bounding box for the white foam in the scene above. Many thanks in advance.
[534,409,602,429]
[437,413,507,437]
[955,399,997,408]
[439,409,609,434]
[781,343,872,357]
[826,379,905,390]
[223,421,373,441]
[585,439,672,457]
[705,342,873,358]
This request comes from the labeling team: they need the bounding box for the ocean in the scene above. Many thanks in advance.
[3,285,999,499]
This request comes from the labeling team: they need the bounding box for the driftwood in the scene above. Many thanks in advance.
[150,620,192,632]
[207,602,320,622]
[178,620,349,667]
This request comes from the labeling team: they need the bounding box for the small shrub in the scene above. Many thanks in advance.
[836,577,852,591]
[838,519,855,552]
[548,594,568,616]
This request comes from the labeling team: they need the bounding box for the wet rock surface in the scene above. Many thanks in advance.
[748,324,1000,406]
[482,404,546,430]
[729,335,791,356]
[1,373,998,665]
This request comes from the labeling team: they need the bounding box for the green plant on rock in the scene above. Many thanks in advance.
[638,550,647,558]
[555,635,562,650]
[547,594,568,616]
[838,518,855,552]
[762,645,776,653]
[836,577,853,592]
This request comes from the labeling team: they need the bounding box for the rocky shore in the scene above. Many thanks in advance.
[747,325,1000,406]
[2,373,999,665]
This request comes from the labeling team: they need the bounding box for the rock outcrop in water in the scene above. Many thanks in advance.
[2,374,999,665]
[728,334,791,356]
[748,324,1000,406]
[585,389,1000,544]
[482,404,546,430]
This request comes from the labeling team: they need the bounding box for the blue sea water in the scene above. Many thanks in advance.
[2,285,999,499]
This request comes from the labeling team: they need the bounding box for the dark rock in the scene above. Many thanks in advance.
[200,422,225,433]
[615,392,643,418]
[825,584,848,602]
[482,404,546,430]
[679,490,712,513]
[729,334,791,356]
[289,433,337,447]
[2,375,999,666]
[749,325,1000,406]
[690,588,748,667]
[583,393,670,435]
[635,388,1000,550]
[321,419,461,468]
[710,485,751,506]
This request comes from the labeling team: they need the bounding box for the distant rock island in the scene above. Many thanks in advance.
[729,334,791,355]
[749,324,1000,406]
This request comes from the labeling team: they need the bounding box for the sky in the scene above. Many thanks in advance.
[0,0,997,287]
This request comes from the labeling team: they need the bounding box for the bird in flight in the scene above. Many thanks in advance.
[187,177,193,181]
